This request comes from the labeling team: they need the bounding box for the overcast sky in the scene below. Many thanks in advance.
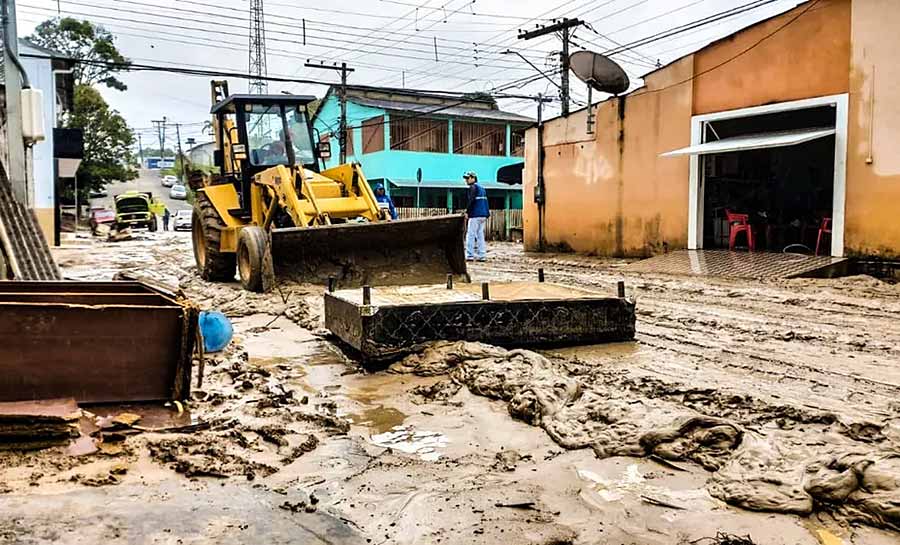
[17,0,803,149]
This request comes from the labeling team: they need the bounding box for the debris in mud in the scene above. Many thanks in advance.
[370,425,449,461]
[148,436,277,480]
[0,399,81,451]
[390,341,900,532]
[410,379,462,404]
[493,449,527,472]
[692,532,756,545]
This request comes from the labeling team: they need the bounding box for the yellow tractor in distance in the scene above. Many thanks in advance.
[191,81,467,292]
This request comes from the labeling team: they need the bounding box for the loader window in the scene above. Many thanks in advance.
[287,108,316,166]
[246,105,288,167]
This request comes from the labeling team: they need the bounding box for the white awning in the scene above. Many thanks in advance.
[661,128,836,157]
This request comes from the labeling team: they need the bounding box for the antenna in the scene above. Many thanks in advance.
[569,51,629,134]
[248,0,268,94]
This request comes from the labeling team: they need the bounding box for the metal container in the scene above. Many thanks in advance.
[325,281,636,365]
[0,281,199,403]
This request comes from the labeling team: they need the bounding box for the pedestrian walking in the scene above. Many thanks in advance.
[162,207,171,231]
[463,171,489,261]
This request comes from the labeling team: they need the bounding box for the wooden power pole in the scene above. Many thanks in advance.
[305,62,355,163]
[518,18,584,117]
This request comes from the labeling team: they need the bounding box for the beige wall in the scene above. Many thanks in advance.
[33,208,55,246]
[844,0,900,258]
[692,0,851,115]
[524,0,900,258]
[524,57,694,256]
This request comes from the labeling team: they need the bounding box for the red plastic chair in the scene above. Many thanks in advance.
[815,218,832,256]
[725,209,754,251]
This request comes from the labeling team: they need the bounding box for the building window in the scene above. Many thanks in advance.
[362,116,385,154]
[390,117,448,153]
[454,121,505,156]
[510,128,525,157]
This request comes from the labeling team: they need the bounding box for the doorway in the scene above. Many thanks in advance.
[684,95,848,256]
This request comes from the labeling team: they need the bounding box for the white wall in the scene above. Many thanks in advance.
[20,44,56,211]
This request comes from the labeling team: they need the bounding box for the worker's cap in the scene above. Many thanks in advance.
[373,182,385,191]
[463,171,478,179]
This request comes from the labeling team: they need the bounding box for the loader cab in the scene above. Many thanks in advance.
[211,94,319,214]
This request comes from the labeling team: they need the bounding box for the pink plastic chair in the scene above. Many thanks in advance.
[726,209,754,251]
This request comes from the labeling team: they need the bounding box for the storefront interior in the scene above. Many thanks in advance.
[699,105,836,254]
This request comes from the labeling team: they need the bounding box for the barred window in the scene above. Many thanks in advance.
[453,121,505,156]
[390,117,448,153]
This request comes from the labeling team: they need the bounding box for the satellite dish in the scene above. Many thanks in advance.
[569,51,629,95]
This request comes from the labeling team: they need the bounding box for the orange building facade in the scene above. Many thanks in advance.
[523,0,900,259]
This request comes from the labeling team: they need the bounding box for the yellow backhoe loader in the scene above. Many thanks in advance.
[191,81,467,292]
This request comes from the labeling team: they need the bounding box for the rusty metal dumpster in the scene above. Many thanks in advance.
[325,281,636,365]
[0,281,199,403]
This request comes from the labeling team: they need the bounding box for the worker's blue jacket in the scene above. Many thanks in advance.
[374,184,398,219]
[466,182,490,218]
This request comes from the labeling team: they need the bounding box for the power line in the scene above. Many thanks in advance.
[22,0,533,70]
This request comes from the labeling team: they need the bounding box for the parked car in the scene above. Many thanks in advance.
[162,175,178,187]
[88,188,108,198]
[173,209,193,231]
[169,184,187,200]
[89,208,116,233]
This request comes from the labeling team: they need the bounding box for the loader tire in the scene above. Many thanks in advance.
[193,191,236,282]
[147,217,158,232]
[237,226,273,293]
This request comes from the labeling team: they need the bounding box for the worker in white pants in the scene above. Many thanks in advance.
[463,171,489,261]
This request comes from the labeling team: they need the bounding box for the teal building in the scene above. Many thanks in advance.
[312,85,531,211]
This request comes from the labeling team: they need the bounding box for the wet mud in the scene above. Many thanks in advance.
[388,340,900,531]
[1,234,894,544]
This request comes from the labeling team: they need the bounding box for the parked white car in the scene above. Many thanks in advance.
[162,175,178,187]
[173,209,193,231]
[169,184,187,200]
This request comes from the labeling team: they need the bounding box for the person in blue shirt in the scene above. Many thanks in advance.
[373,183,398,220]
[463,171,489,261]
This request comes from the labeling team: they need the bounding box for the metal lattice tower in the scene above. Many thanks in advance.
[248,0,268,94]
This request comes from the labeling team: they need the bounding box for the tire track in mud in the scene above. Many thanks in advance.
[478,250,900,424]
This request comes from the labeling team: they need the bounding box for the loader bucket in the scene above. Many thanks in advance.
[271,214,469,287]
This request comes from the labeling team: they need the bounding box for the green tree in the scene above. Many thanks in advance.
[28,17,130,90]
[68,85,138,193]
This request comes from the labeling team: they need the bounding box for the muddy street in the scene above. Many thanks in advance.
[1,233,898,545]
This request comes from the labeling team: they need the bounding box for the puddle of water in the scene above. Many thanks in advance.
[370,425,449,461]
[346,405,408,434]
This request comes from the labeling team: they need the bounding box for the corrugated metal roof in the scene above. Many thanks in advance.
[350,96,534,124]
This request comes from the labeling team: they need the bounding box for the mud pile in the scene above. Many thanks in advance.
[390,341,900,531]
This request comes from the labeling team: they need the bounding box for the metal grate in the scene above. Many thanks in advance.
[624,250,847,279]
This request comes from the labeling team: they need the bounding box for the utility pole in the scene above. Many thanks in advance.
[152,117,167,164]
[305,62,355,163]
[3,0,28,204]
[137,133,144,165]
[518,18,583,117]
[248,0,268,94]
[174,123,184,180]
